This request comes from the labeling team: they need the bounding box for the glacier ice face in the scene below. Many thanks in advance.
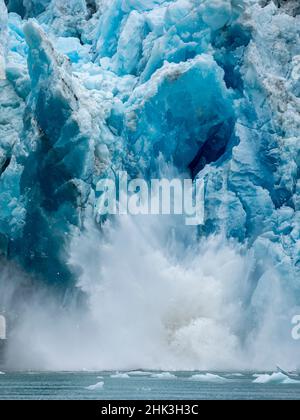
[263,0,300,17]
[38,1,88,37]
[0,0,8,79]
[0,0,300,369]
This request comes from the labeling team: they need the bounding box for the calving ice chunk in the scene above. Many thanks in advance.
[100,405,135,418]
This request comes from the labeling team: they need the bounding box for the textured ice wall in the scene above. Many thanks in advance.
[0,0,8,79]
[0,0,299,370]
[0,1,299,306]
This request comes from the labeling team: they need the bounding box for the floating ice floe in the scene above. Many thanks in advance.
[110,372,130,379]
[190,373,228,383]
[86,381,104,390]
[151,372,177,379]
[139,387,152,392]
[253,373,300,385]
[127,371,153,376]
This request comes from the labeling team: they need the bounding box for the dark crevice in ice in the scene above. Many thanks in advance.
[86,0,97,18]
[5,0,26,18]
[5,0,50,18]
[212,24,251,93]
[189,119,235,179]
[0,156,11,177]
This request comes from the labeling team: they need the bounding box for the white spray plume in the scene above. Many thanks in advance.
[2,211,299,372]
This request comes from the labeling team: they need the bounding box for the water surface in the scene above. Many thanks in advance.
[0,371,300,400]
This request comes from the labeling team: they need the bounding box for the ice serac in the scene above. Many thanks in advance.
[38,1,88,37]
[0,1,26,257]
[246,2,300,313]
[123,55,235,174]
[11,20,96,286]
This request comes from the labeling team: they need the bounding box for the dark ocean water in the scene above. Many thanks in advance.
[0,371,300,400]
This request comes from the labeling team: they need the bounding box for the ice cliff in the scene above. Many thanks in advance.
[0,0,300,368]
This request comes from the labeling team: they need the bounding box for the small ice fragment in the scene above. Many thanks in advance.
[127,371,152,376]
[253,373,300,385]
[111,372,130,379]
[190,373,227,383]
[86,381,104,391]
[151,372,176,379]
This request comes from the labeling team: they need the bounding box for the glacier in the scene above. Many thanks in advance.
[0,0,300,370]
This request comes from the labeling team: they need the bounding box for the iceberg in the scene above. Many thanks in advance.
[86,380,104,390]
[253,372,300,385]
[151,372,177,379]
[190,373,228,383]
[110,372,130,378]
[126,370,153,376]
